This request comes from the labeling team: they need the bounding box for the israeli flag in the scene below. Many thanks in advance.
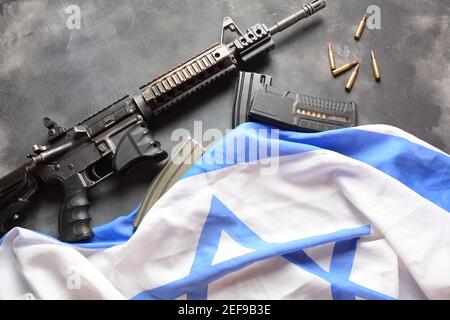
[0,123,449,300]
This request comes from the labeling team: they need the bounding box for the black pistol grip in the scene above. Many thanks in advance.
[59,175,94,243]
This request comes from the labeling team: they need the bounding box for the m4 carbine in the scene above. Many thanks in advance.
[0,0,327,242]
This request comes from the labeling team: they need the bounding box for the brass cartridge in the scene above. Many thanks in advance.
[371,50,381,81]
[345,64,360,92]
[332,60,359,77]
[328,43,336,71]
[354,15,367,41]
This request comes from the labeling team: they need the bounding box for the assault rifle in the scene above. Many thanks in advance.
[0,0,327,242]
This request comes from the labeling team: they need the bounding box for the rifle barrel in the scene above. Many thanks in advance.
[269,0,327,35]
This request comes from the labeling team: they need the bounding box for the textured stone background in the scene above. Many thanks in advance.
[0,0,449,237]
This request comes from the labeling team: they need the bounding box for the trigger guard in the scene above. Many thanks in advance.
[112,123,168,174]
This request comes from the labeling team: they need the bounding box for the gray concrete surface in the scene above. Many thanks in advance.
[0,0,449,237]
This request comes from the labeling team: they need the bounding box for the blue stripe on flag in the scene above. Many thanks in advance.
[185,123,450,212]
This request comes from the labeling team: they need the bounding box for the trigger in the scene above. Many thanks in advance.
[113,124,168,173]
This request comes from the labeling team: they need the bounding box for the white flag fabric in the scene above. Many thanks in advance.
[0,123,449,300]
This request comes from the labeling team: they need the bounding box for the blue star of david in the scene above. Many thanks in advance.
[132,196,394,300]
